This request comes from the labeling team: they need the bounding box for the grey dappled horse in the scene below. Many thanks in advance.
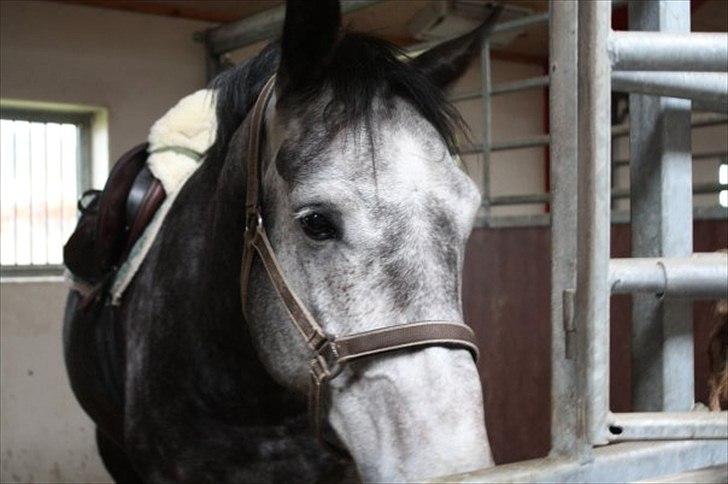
[64,0,502,481]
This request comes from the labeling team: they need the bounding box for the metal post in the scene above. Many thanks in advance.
[480,39,492,222]
[628,0,694,413]
[549,0,579,458]
[576,0,612,449]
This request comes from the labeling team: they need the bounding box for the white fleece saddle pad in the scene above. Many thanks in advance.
[110,89,217,304]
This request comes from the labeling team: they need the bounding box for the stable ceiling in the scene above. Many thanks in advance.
[55,0,728,65]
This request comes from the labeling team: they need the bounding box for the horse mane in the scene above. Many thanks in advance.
[206,32,466,170]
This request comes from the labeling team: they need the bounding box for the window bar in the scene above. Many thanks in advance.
[13,122,18,266]
[44,123,50,264]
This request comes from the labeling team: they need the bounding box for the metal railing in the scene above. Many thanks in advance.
[447,1,728,481]
[448,3,728,228]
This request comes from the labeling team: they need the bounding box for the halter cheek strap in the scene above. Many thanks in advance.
[239,75,480,448]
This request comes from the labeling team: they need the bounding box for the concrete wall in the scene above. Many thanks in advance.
[0,1,210,482]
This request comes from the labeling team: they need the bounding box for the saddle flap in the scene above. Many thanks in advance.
[65,143,162,283]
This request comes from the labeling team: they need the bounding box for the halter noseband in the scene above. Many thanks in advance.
[239,75,479,447]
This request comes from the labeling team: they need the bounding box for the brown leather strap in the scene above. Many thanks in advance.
[244,76,277,218]
[248,225,328,350]
[240,75,277,318]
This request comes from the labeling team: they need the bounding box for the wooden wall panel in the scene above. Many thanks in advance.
[463,219,727,465]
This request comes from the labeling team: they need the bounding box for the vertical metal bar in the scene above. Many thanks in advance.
[480,39,492,223]
[576,0,611,448]
[12,122,18,265]
[28,122,33,264]
[44,123,49,263]
[549,0,580,458]
[58,123,65,241]
[629,0,694,412]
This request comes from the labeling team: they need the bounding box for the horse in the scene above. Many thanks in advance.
[63,1,502,481]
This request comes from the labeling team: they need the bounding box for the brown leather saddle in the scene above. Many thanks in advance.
[64,143,166,287]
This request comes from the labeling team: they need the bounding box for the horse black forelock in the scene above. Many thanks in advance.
[206,32,466,172]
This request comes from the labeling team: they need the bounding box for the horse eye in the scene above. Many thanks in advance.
[299,213,338,241]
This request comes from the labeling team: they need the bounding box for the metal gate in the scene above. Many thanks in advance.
[445,1,728,481]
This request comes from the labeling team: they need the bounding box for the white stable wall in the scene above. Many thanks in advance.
[0,1,210,482]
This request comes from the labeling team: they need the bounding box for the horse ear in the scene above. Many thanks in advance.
[277,0,341,98]
[411,5,503,90]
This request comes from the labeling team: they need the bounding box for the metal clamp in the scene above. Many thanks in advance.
[310,341,343,383]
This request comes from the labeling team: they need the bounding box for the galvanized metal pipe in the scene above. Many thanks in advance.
[460,134,551,154]
[493,11,550,35]
[491,193,549,206]
[492,75,550,95]
[575,0,612,447]
[609,31,728,72]
[612,113,728,140]
[611,182,727,198]
[608,412,728,441]
[435,440,728,483]
[493,134,550,152]
[628,0,695,413]
[449,76,550,102]
[548,0,580,459]
[614,150,728,167]
[609,253,728,297]
[612,71,728,113]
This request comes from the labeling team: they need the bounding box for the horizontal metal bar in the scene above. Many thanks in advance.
[612,182,726,199]
[612,71,728,113]
[611,113,727,140]
[461,134,551,154]
[475,212,551,229]
[609,31,728,72]
[491,193,549,206]
[614,150,728,167]
[435,440,728,483]
[449,91,482,103]
[492,75,550,95]
[608,412,728,441]
[609,253,728,297]
[449,76,550,102]
[473,205,728,230]
[633,465,727,484]
[492,11,550,35]
[0,264,66,278]
[485,183,726,208]
[488,0,626,37]
[493,134,550,151]
[203,0,381,55]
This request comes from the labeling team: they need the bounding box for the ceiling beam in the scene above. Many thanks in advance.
[202,0,382,56]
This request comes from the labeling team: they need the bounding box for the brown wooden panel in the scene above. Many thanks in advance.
[463,219,727,465]
[463,226,551,464]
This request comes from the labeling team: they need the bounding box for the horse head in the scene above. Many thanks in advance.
[234,0,500,480]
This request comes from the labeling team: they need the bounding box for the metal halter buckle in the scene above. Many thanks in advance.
[310,340,343,383]
[245,209,263,236]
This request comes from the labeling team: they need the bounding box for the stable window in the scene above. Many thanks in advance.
[0,109,92,277]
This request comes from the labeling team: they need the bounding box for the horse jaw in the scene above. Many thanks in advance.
[327,347,494,481]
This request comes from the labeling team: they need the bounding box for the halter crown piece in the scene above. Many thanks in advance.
[239,75,480,448]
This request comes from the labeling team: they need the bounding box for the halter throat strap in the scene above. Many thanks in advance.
[239,75,479,448]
